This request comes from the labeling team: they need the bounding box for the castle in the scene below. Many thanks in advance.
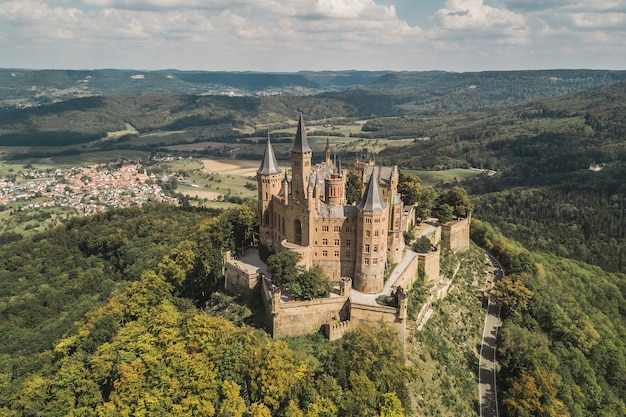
[256,113,405,293]
[223,114,471,341]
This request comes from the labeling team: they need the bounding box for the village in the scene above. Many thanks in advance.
[0,156,179,216]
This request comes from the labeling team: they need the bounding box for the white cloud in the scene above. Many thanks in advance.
[430,0,530,44]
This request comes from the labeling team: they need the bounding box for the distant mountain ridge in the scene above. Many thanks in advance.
[2,68,626,110]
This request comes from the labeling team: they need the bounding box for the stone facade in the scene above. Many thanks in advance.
[441,216,471,252]
[257,114,405,294]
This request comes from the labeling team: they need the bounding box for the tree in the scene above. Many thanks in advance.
[413,236,432,253]
[398,173,421,206]
[289,266,333,300]
[435,186,473,218]
[416,186,436,219]
[345,169,362,205]
[218,380,246,417]
[266,251,302,287]
[379,393,405,417]
[491,273,534,319]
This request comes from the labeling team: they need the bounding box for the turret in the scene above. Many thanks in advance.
[290,113,312,203]
[325,137,331,165]
[354,168,388,293]
[257,136,282,248]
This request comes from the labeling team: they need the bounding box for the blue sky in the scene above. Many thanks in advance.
[1,0,625,72]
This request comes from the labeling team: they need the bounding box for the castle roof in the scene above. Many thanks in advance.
[291,113,312,154]
[257,137,281,175]
[364,165,395,186]
[357,167,387,212]
[318,203,358,219]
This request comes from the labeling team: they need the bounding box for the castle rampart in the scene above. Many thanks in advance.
[442,216,471,252]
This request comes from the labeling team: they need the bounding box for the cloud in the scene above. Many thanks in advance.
[430,0,530,44]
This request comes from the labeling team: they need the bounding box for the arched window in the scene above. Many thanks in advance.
[294,219,302,245]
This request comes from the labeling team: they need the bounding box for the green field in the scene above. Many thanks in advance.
[405,168,486,187]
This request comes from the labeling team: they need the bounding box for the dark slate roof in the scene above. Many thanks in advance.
[291,113,312,153]
[318,203,358,219]
[357,168,387,212]
[257,137,281,175]
[364,165,394,186]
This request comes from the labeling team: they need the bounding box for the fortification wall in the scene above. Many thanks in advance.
[441,216,470,252]
[224,262,258,292]
[261,277,350,339]
[390,251,419,291]
[418,249,441,284]
[350,303,405,342]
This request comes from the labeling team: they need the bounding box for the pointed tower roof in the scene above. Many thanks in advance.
[257,136,281,175]
[291,113,312,153]
[357,168,387,212]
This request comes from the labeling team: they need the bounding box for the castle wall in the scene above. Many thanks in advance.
[418,249,441,284]
[261,276,350,339]
[224,262,259,292]
[441,216,471,252]
[272,297,350,339]
[349,303,405,343]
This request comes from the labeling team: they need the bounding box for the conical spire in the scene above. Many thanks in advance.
[257,135,281,175]
[291,113,312,153]
[357,168,387,212]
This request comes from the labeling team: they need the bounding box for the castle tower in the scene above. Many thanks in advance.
[257,136,282,248]
[324,169,345,206]
[325,136,331,166]
[290,113,312,204]
[354,168,388,293]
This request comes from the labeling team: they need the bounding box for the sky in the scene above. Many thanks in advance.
[0,0,625,72]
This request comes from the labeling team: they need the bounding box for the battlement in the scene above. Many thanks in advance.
[325,320,352,341]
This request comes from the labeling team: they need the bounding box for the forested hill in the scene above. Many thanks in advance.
[3,68,626,111]
[0,202,413,416]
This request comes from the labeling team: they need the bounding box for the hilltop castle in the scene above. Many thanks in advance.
[223,114,470,341]
[256,114,405,293]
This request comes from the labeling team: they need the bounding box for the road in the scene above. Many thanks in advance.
[479,254,503,417]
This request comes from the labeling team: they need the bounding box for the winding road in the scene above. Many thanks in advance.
[479,254,504,417]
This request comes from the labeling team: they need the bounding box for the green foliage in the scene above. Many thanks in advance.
[345,169,362,205]
[474,188,626,273]
[491,235,626,416]
[398,173,421,206]
[413,236,432,253]
[289,266,333,300]
[435,186,473,219]
[266,251,302,287]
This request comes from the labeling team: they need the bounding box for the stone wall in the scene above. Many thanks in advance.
[441,216,471,252]
[350,303,405,343]
[224,261,258,292]
[261,277,350,339]
[418,249,441,284]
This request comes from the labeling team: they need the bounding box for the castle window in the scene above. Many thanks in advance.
[365,258,370,265]
[334,239,340,246]
[345,226,352,232]
[346,251,351,257]
[334,251,339,257]
[322,238,328,245]
[265,192,268,199]
[374,230,379,237]
[346,239,351,246]
[375,218,381,224]
[322,225,329,232]
[365,244,370,253]
[334,225,341,232]
[373,258,378,264]
[374,244,378,252]
[366,218,372,224]
[322,250,328,257]
[365,230,370,238]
